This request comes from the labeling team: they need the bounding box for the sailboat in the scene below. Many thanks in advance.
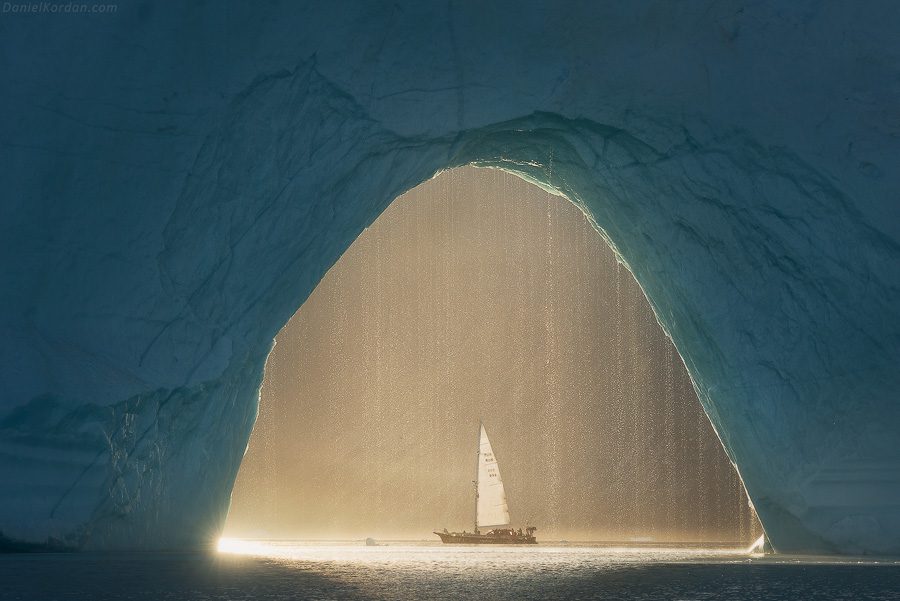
[434,422,537,544]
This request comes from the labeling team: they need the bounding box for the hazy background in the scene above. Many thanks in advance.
[225,167,761,543]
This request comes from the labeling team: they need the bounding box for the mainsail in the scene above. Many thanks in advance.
[476,423,511,528]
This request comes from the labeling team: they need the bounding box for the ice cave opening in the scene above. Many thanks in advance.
[223,166,764,545]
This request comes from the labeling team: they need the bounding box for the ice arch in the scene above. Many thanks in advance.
[1,1,899,554]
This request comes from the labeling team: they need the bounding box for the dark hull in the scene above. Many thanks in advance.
[434,531,537,544]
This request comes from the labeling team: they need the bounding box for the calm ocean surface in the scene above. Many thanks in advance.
[3,540,899,600]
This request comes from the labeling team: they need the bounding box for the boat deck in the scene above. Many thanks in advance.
[434,531,537,544]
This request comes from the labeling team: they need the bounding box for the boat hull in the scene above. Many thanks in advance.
[434,531,537,544]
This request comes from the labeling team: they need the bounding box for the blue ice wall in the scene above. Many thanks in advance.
[1,1,898,553]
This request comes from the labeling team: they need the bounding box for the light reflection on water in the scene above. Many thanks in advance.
[209,539,900,601]
[4,540,899,601]
[214,539,761,599]
[218,537,755,566]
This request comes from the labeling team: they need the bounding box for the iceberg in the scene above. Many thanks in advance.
[0,1,898,554]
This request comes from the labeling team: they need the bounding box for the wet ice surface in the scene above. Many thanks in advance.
[4,542,900,600]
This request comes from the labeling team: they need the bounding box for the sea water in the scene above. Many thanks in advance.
[3,541,899,600]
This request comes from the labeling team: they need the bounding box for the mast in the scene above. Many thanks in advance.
[474,419,481,532]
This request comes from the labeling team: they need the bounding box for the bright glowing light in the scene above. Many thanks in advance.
[215,538,755,565]
[217,537,273,556]
[746,534,766,555]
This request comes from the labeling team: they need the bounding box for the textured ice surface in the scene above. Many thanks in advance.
[1,1,899,553]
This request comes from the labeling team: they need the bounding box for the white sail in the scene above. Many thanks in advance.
[476,423,511,528]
